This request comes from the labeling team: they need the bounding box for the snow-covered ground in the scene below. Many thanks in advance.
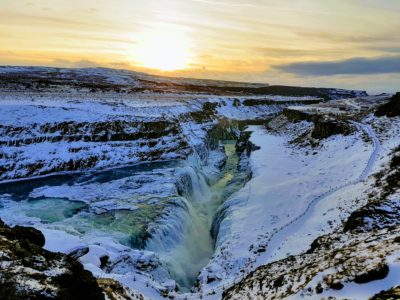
[0,91,317,182]
[0,69,395,300]
[200,124,370,284]
[299,251,400,299]
[193,113,400,299]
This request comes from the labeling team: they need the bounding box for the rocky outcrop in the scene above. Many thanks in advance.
[371,285,400,299]
[311,118,353,139]
[235,131,260,155]
[242,98,322,106]
[283,107,315,122]
[0,219,105,300]
[353,263,389,284]
[97,279,145,300]
[283,108,353,139]
[343,198,400,233]
[188,102,218,123]
[375,92,400,117]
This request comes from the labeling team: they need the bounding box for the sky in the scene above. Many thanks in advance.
[1,0,399,93]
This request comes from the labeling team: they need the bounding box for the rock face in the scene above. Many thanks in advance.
[0,117,190,181]
[311,118,353,139]
[283,108,353,139]
[0,219,105,300]
[283,107,315,122]
[375,92,400,117]
[1,119,180,146]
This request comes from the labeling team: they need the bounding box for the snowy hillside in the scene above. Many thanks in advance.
[0,67,398,300]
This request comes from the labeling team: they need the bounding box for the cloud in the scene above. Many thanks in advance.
[295,30,399,45]
[370,46,400,54]
[275,56,400,76]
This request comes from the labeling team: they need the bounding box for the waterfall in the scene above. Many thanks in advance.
[145,196,190,253]
[177,164,212,202]
[142,122,251,291]
[159,198,214,290]
[140,151,219,290]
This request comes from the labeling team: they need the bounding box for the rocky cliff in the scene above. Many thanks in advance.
[283,107,354,140]
[0,219,105,300]
[0,117,189,181]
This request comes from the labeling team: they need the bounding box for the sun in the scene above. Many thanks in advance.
[134,25,193,72]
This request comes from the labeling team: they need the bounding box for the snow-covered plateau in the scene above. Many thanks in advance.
[0,67,399,300]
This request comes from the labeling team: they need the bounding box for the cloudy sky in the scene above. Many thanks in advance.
[1,0,399,93]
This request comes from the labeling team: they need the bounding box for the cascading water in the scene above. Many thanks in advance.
[145,138,247,291]
[161,153,215,290]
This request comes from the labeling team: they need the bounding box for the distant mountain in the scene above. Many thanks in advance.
[0,66,367,99]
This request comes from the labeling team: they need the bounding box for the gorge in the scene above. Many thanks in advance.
[0,67,399,300]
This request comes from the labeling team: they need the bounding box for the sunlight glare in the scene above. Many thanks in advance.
[134,25,193,71]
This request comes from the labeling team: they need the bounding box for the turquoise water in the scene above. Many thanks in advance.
[0,161,179,250]
[24,197,88,223]
[162,140,248,290]
[70,203,165,249]
[0,141,248,291]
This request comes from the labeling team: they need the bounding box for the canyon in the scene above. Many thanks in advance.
[0,67,399,300]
